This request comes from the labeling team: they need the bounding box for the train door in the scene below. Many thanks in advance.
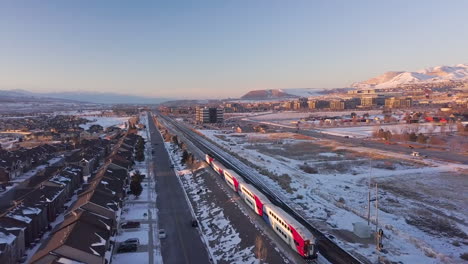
[262,207,270,225]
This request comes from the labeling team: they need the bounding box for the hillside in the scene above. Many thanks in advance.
[0,89,169,104]
[240,88,347,100]
[240,89,293,100]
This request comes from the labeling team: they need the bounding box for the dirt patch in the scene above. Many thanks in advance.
[228,150,295,193]
[405,211,467,240]
[247,142,350,161]
[214,134,230,142]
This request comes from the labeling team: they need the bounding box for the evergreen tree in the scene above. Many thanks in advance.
[181,150,189,164]
[130,180,143,197]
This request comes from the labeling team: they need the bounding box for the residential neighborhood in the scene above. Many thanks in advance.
[0,113,148,264]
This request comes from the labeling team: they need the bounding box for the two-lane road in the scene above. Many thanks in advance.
[147,113,211,264]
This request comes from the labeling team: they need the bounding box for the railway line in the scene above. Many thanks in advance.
[155,113,365,264]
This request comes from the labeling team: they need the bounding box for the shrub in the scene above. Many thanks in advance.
[299,164,318,174]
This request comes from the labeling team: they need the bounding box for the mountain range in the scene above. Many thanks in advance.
[0,89,169,104]
[352,63,468,89]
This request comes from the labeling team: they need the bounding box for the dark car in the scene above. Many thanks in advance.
[170,164,174,169]
[121,221,141,229]
[117,243,137,253]
[123,238,140,246]
[191,219,198,227]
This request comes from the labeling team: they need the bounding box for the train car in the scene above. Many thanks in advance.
[223,169,244,192]
[211,160,226,176]
[263,204,317,259]
[238,182,270,217]
[205,154,214,165]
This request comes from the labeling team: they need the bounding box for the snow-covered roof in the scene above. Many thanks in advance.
[0,231,16,244]
[265,204,315,241]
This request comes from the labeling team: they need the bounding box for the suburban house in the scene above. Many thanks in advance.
[29,210,112,264]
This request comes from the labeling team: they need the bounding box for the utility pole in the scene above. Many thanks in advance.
[375,183,378,234]
[367,158,372,225]
[375,183,383,251]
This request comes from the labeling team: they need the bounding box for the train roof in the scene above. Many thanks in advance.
[239,182,271,203]
[224,168,246,182]
[266,203,315,240]
[211,160,227,169]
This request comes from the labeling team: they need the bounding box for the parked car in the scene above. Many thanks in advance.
[121,221,141,229]
[117,243,138,253]
[191,219,198,228]
[123,238,140,246]
[158,229,167,239]
[169,164,174,169]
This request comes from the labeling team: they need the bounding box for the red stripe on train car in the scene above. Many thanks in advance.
[233,177,239,191]
[289,224,306,257]
[254,195,263,216]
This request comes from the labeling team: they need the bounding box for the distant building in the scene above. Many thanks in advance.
[385,97,413,108]
[293,97,309,110]
[353,94,386,107]
[308,99,330,109]
[329,100,345,110]
[329,98,359,110]
[195,107,224,123]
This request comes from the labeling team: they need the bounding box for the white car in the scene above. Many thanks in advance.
[158,229,167,239]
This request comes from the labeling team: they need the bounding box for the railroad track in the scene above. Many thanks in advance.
[156,113,365,264]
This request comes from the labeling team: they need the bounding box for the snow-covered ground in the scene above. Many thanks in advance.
[318,123,459,138]
[80,116,129,130]
[165,142,259,263]
[199,129,468,263]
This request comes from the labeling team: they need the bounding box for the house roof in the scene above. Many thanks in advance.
[56,208,112,235]
[104,167,128,181]
[0,217,28,230]
[110,156,132,170]
[30,219,110,263]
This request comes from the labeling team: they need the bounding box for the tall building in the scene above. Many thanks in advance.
[195,107,224,123]
[293,97,309,110]
[385,97,413,108]
[308,99,330,109]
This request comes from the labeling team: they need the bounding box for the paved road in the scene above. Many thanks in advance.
[147,113,211,264]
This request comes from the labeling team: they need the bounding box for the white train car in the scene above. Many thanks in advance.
[205,154,214,165]
[263,204,317,258]
[211,160,226,176]
[223,169,244,192]
[238,182,270,217]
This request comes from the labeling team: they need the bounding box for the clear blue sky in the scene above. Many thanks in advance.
[1,0,467,99]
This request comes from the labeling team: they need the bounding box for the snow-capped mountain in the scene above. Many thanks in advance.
[352,64,468,89]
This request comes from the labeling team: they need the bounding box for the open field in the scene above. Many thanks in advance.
[200,129,468,263]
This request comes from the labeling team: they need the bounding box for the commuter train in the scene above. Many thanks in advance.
[205,154,317,259]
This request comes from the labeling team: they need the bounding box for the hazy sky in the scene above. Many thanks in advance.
[1,1,467,99]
